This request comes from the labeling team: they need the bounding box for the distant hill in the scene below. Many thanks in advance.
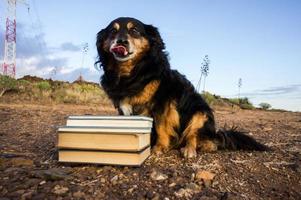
[0,75,110,105]
[1,75,280,112]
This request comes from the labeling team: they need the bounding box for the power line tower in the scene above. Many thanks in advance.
[2,0,28,78]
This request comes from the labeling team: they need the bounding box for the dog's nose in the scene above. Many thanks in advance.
[116,38,129,46]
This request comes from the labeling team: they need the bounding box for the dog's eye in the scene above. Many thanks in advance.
[110,28,117,34]
[129,27,140,36]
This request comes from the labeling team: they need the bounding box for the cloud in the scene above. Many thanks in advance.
[259,85,301,95]
[241,84,301,97]
[16,24,49,58]
[1,23,52,61]
[59,42,81,52]
[17,57,68,77]
[0,23,90,80]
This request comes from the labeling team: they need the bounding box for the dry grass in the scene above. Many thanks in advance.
[0,76,111,106]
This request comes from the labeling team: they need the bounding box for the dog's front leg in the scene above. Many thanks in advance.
[119,99,133,116]
[152,102,179,155]
[152,120,172,155]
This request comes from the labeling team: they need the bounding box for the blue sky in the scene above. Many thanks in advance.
[0,0,300,111]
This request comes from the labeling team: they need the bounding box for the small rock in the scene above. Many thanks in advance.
[150,169,168,181]
[39,180,46,185]
[146,191,154,199]
[100,177,106,183]
[128,187,134,193]
[175,182,202,198]
[73,191,85,198]
[52,185,69,195]
[152,193,160,200]
[111,175,118,182]
[120,183,127,189]
[263,127,273,131]
[186,182,201,191]
[21,190,34,200]
[175,188,191,198]
[111,175,118,185]
[191,173,195,181]
[169,183,176,187]
[195,170,215,187]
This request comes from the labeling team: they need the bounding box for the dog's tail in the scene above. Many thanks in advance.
[215,127,269,151]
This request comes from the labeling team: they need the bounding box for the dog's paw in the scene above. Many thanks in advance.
[181,146,197,158]
[152,145,167,155]
[120,102,133,116]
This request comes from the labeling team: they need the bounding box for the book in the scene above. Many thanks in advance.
[58,147,150,166]
[57,115,153,166]
[57,126,151,151]
[66,115,153,128]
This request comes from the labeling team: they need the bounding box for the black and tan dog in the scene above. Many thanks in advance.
[95,17,268,158]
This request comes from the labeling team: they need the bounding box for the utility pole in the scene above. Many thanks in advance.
[238,78,242,102]
[78,42,88,81]
[2,0,29,78]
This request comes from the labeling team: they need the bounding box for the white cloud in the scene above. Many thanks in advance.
[1,23,98,82]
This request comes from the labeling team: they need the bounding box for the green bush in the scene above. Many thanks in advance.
[201,92,216,105]
[17,79,31,92]
[36,81,51,91]
[0,75,17,96]
[228,98,240,105]
[259,102,271,110]
[228,97,254,109]
[18,79,31,86]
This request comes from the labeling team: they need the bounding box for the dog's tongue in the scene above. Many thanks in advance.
[111,45,128,56]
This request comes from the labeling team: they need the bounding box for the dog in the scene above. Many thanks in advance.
[95,17,268,158]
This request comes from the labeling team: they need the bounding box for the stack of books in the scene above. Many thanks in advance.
[57,115,153,166]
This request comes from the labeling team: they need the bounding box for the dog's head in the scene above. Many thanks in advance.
[96,17,165,70]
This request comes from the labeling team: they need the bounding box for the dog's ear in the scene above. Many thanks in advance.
[95,28,107,67]
[144,25,165,50]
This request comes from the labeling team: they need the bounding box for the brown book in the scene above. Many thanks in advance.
[58,147,150,166]
[57,126,151,151]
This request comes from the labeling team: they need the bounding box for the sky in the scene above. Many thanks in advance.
[0,0,300,111]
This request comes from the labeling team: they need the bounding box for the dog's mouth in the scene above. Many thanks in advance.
[110,45,132,59]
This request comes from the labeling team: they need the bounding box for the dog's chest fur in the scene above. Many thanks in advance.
[118,80,160,116]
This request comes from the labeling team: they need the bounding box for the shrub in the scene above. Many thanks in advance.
[201,92,216,105]
[36,81,51,91]
[0,75,17,97]
[17,79,31,92]
[228,97,254,110]
[259,102,271,110]
[228,98,240,105]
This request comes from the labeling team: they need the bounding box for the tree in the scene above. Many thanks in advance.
[259,102,271,110]
[0,75,17,97]
[197,55,210,92]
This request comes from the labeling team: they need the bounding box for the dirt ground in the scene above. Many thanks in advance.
[0,103,300,200]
